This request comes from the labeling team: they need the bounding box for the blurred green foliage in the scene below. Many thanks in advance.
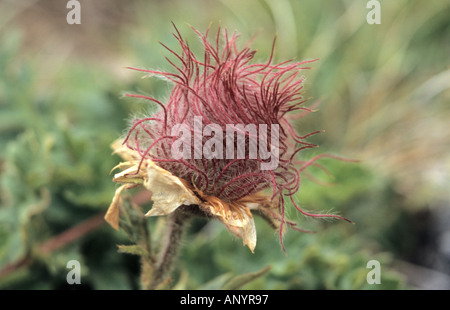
[1,0,449,290]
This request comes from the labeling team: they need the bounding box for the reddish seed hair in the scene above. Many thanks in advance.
[123,24,349,247]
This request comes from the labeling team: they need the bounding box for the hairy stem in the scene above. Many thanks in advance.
[146,209,190,290]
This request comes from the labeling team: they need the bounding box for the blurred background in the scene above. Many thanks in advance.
[0,0,449,289]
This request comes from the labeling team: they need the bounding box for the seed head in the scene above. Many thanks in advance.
[106,24,351,253]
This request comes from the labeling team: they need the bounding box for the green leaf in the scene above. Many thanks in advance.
[221,266,271,290]
[197,272,234,290]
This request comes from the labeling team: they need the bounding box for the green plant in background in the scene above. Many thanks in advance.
[0,0,448,290]
[0,28,136,288]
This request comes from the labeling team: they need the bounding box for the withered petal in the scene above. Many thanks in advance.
[201,203,257,253]
[143,160,259,252]
[111,139,140,161]
[143,160,202,216]
[105,184,131,230]
[109,151,262,252]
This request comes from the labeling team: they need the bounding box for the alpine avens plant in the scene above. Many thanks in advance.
[105,24,352,289]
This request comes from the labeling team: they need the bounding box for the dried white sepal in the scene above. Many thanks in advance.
[105,184,133,230]
[201,202,257,253]
[229,218,257,253]
[244,202,260,210]
[113,164,145,185]
[143,160,201,216]
[111,139,140,161]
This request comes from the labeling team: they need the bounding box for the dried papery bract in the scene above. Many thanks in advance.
[106,24,352,254]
